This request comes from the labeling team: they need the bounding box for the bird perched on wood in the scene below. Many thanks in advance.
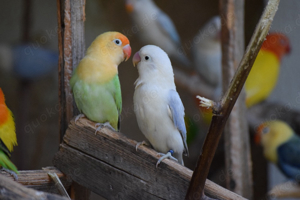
[191,16,221,89]
[70,32,131,132]
[0,88,18,179]
[133,45,188,167]
[125,0,191,68]
[0,44,58,80]
[255,120,300,182]
[245,33,290,107]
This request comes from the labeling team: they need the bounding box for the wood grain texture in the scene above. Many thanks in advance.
[0,166,71,194]
[221,0,253,198]
[53,118,246,200]
[0,174,69,200]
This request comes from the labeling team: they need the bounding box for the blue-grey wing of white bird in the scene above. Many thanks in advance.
[156,11,181,47]
[168,89,189,157]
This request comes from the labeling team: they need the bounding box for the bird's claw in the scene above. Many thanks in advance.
[135,140,149,151]
[1,168,18,181]
[75,114,85,124]
[156,151,177,168]
[95,122,116,135]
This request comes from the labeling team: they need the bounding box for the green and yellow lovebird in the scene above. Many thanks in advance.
[0,88,18,179]
[70,32,131,131]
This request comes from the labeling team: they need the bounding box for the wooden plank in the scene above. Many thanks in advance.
[0,174,69,200]
[53,118,246,200]
[221,0,253,198]
[0,166,71,194]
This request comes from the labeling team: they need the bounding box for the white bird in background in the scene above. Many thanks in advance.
[125,0,191,68]
[133,45,189,167]
[192,16,221,89]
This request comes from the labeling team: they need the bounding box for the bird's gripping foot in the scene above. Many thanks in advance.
[135,140,150,151]
[156,150,178,168]
[1,167,18,181]
[75,114,85,124]
[95,122,116,134]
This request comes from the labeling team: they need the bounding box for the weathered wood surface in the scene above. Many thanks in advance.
[221,0,253,198]
[53,118,246,200]
[269,181,300,198]
[0,174,69,200]
[0,166,71,194]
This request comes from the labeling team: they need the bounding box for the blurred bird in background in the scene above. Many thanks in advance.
[125,0,191,68]
[196,32,290,125]
[0,44,58,80]
[0,88,18,179]
[191,16,221,126]
[255,120,300,182]
[245,33,291,107]
[192,16,221,91]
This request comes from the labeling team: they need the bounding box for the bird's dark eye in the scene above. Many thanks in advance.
[145,56,149,60]
[279,39,286,46]
[114,39,122,46]
[262,127,269,134]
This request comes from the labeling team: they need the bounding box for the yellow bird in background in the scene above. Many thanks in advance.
[197,33,290,124]
[0,88,18,179]
[245,33,290,107]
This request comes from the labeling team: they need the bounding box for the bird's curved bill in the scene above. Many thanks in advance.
[126,2,134,13]
[123,44,131,61]
[254,124,264,144]
[132,52,141,67]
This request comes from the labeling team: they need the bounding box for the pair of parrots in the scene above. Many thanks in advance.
[70,32,188,167]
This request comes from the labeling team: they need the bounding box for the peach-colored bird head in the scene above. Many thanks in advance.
[86,31,131,65]
[262,33,291,61]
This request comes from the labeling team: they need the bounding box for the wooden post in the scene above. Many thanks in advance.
[185,0,280,199]
[221,0,253,198]
[56,0,89,199]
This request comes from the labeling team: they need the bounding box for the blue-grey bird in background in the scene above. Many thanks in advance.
[133,45,188,167]
[125,0,191,68]
[192,16,221,88]
[0,44,58,80]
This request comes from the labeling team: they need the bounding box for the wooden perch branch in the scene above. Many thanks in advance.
[269,181,300,198]
[185,0,280,199]
[53,118,246,200]
[0,166,71,194]
[0,174,69,200]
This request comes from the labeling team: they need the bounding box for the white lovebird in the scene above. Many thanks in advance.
[125,0,191,68]
[192,16,221,88]
[133,45,189,167]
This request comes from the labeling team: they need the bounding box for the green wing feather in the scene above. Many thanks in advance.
[71,73,122,131]
[0,150,18,174]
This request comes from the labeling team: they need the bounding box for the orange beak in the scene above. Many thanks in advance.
[254,124,264,144]
[132,51,141,67]
[123,44,131,61]
[126,3,134,13]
